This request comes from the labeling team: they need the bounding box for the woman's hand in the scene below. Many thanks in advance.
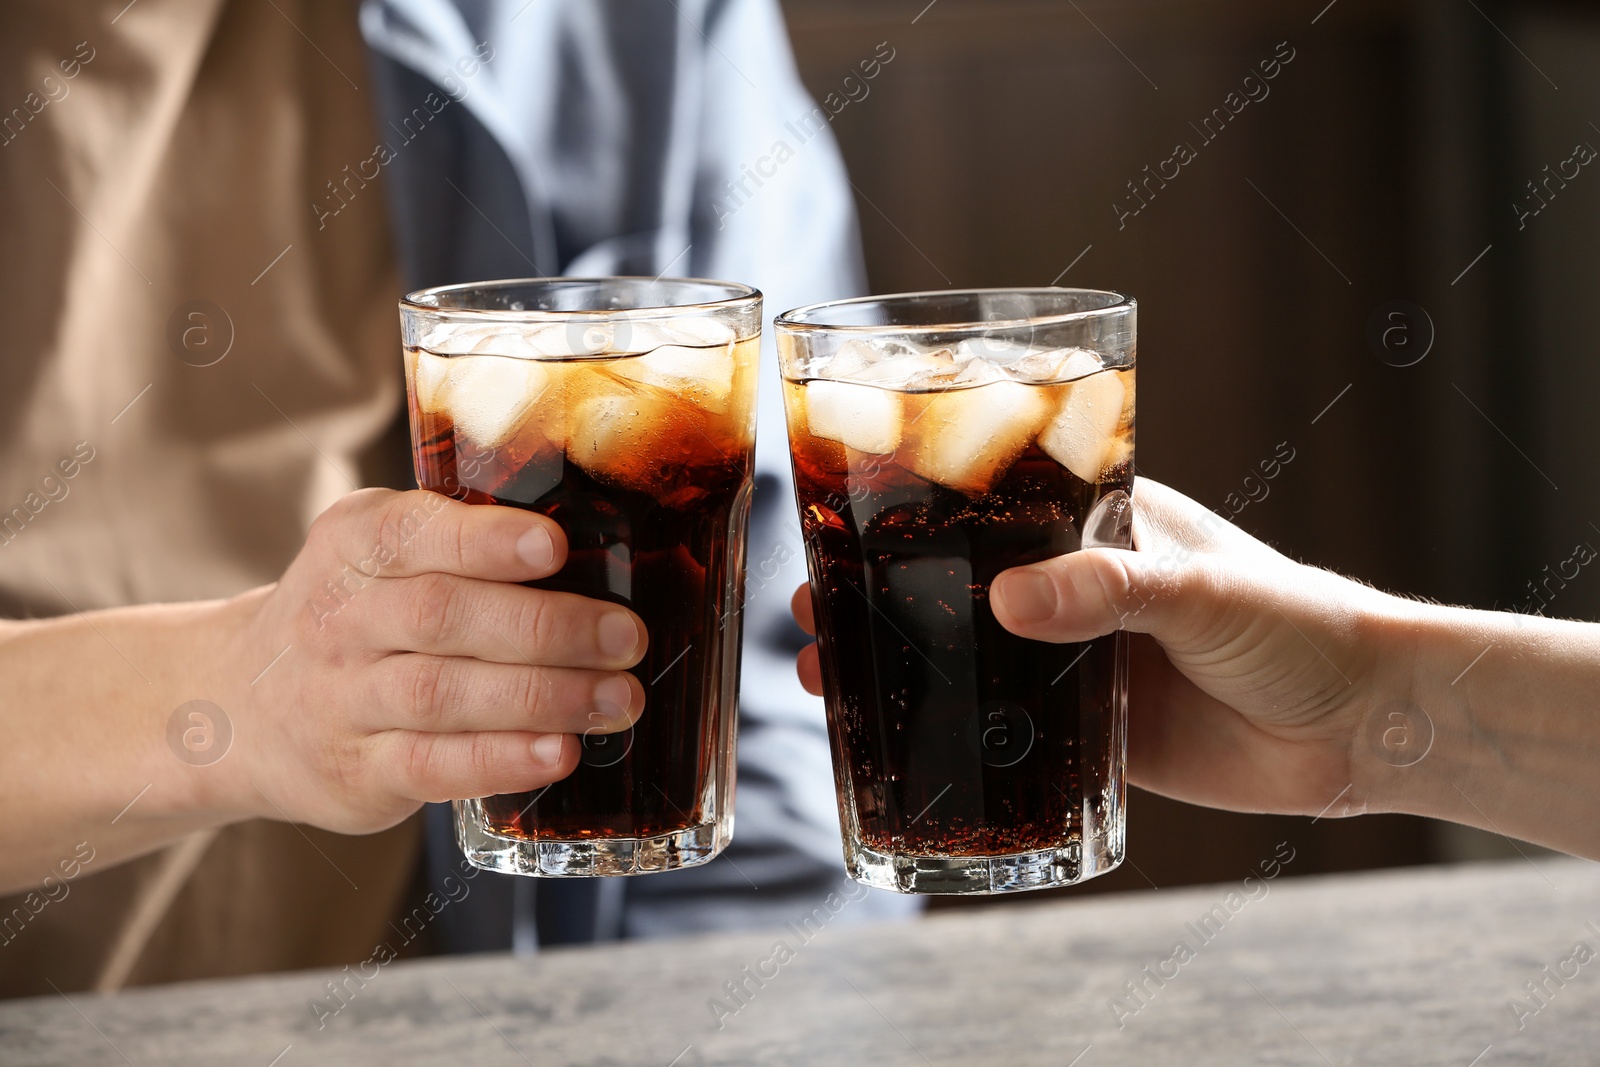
[793,478,1409,819]
[988,477,1403,817]
[794,476,1600,860]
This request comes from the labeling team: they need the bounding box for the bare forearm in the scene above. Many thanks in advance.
[0,598,250,895]
[1364,602,1600,860]
[0,489,639,895]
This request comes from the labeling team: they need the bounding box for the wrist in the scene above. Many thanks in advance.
[1344,595,1481,822]
[168,587,275,824]
[1354,597,1600,858]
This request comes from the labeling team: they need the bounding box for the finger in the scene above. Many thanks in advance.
[371,655,643,734]
[314,488,568,582]
[371,730,580,803]
[365,574,647,669]
[991,546,1227,646]
[796,643,823,695]
[989,476,1280,646]
[790,584,816,636]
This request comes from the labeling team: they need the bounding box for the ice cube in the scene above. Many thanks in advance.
[468,324,578,359]
[1038,370,1127,482]
[858,350,962,389]
[422,321,578,360]
[565,382,686,491]
[804,379,902,454]
[821,338,925,382]
[609,342,737,413]
[952,358,1006,387]
[655,316,736,348]
[904,380,1051,494]
[412,350,451,412]
[955,337,1032,367]
[1007,347,1104,383]
[565,390,635,482]
[821,339,876,380]
[437,355,553,449]
[1057,348,1106,381]
[421,322,496,354]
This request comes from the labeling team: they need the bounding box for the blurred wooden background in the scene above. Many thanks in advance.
[780,0,1600,900]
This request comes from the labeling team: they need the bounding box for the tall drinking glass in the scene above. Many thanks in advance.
[401,278,760,876]
[775,288,1134,894]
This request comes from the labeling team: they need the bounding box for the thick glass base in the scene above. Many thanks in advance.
[846,832,1122,896]
[455,800,729,877]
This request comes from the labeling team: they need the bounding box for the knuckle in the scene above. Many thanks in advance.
[512,592,559,656]
[326,736,368,796]
[376,491,434,572]
[403,656,449,730]
[406,573,460,647]
[323,489,385,539]
[399,731,440,792]
[445,512,485,574]
[1088,551,1139,613]
[467,733,500,785]
[510,665,554,718]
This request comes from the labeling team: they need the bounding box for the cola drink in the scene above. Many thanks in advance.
[402,279,759,876]
[778,289,1135,894]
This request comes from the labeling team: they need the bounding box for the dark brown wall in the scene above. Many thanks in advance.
[781,0,1598,900]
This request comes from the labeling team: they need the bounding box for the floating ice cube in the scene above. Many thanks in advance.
[1004,347,1104,383]
[436,355,552,449]
[569,318,734,358]
[857,350,963,390]
[804,379,902,454]
[905,380,1051,494]
[821,339,875,380]
[565,391,637,481]
[954,337,1032,367]
[1038,370,1127,482]
[952,358,1006,387]
[820,338,925,382]
[412,350,451,412]
[655,316,736,348]
[422,321,578,360]
[1056,348,1106,381]
[468,324,578,359]
[564,381,686,491]
[421,322,496,354]
[609,342,737,413]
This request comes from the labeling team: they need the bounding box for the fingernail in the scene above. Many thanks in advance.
[594,675,636,720]
[598,612,642,661]
[997,570,1057,625]
[516,525,554,570]
[532,733,566,765]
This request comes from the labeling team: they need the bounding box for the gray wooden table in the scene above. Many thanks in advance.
[3,858,1597,1066]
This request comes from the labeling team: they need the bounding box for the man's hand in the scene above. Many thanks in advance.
[222,488,647,834]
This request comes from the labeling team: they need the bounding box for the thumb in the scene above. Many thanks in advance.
[992,477,1291,649]
[991,545,1225,646]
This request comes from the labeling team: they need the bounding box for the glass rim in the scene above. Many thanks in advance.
[773,286,1134,334]
[401,276,762,320]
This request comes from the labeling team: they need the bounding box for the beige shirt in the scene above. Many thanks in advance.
[0,0,421,996]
